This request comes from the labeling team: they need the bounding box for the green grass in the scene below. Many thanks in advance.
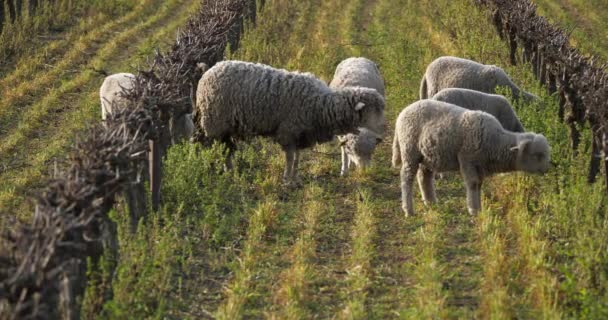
[534,0,608,59]
[0,0,200,221]
[0,0,139,69]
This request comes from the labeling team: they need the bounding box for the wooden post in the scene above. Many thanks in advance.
[604,132,608,194]
[0,0,5,33]
[508,29,517,65]
[7,0,16,23]
[14,0,21,18]
[588,132,601,183]
[28,0,37,15]
[149,139,161,211]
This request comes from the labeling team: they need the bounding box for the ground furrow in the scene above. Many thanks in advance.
[268,185,326,319]
[338,188,376,319]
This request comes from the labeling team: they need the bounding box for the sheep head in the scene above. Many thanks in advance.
[347,87,386,136]
[339,128,382,169]
[511,133,551,174]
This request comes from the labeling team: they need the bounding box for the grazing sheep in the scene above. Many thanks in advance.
[338,127,383,176]
[196,60,386,182]
[432,88,524,132]
[330,57,385,175]
[420,56,538,102]
[392,100,551,216]
[100,73,136,120]
[330,57,385,95]
[99,73,195,143]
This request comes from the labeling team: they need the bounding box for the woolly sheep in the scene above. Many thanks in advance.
[420,56,538,102]
[432,88,524,132]
[329,57,385,176]
[196,60,386,183]
[392,100,551,216]
[99,73,195,144]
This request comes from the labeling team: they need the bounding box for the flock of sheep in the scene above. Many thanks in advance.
[99,55,552,216]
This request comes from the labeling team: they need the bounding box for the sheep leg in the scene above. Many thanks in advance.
[401,162,419,217]
[460,160,482,215]
[283,145,296,182]
[417,167,437,205]
[292,149,302,184]
[222,137,236,170]
[341,146,349,176]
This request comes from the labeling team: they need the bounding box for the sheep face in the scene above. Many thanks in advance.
[512,134,551,174]
[345,128,382,168]
[350,87,386,135]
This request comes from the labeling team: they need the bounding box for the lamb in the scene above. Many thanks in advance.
[432,88,524,132]
[392,100,551,216]
[338,128,383,176]
[196,60,386,183]
[420,56,538,102]
[99,72,195,143]
[329,57,385,176]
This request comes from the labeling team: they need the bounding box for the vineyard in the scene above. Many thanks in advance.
[0,0,607,319]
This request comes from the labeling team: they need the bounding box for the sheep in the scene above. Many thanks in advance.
[392,99,551,216]
[100,73,136,120]
[420,56,538,102]
[99,72,196,230]
[196,60,386,183]
[329,57,385,176]
[338,127,383,176]
[330,57,385,95]
[99,72,195,144]
[432,88,524,132]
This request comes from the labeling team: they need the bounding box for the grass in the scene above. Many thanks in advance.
[534,0,608,59]
[0,0,200,221]
[0,0,139,65]
[1,0,607,317]
[340,189,377,319]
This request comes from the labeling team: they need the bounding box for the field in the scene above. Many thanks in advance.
[1,0,607,318]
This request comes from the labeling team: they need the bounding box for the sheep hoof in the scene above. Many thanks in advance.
[402,206,415,217]
[468,207,479,215]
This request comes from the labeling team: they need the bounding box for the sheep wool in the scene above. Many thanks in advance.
[330,57,385,96]
[392,99,551,216]
[432,88,524,132]
[330,57,386,175]
[196,60,386,182]
[420,56,538,102]
[99,73,136,120]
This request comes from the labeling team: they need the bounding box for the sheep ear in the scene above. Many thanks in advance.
[355,102,366,111]
[511,140,531,153]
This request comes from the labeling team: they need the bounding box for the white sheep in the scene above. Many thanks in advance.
[392,99,551,216]
[329,57,385,176]
[420,56,538,102]
[338,127,383,176]
[100,73,136,120]
[196,60,386,183]
[432,88,524,132]
[99,73,195,144]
